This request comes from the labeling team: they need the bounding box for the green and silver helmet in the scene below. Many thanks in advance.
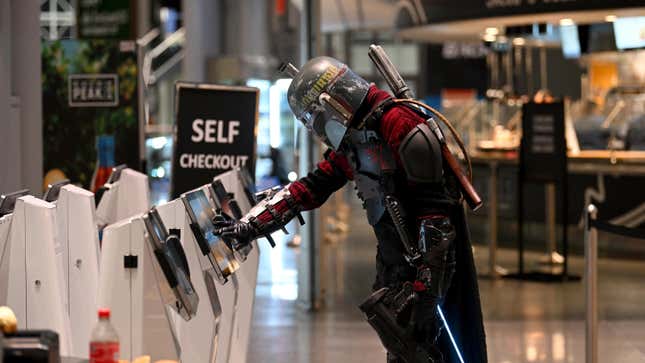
[280,56,370,150]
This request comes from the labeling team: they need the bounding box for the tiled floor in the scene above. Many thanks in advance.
[248,196,645,363]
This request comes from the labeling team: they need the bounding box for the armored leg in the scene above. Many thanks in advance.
[415,216,457,361]
[363,216,456,363]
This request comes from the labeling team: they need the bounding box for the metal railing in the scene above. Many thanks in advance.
[584,203,645,363]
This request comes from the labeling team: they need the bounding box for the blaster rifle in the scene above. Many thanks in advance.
[368,44,483,211]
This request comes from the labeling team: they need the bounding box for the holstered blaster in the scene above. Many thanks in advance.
[368,44,483,211]
[359,283,431,363]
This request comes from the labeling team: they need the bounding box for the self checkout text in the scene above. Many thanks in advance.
[179,119,250,170]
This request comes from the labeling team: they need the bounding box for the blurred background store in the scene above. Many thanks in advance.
[1,0,645,362]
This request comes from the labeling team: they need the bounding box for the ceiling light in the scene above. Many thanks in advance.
[483,34,496,42]
[485,27,499,35]
[513,37,526,46]
[559,18,575,26]
[605,15,617,22]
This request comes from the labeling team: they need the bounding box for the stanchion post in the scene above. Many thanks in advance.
[585,204,598,363]
[488,161,498,277]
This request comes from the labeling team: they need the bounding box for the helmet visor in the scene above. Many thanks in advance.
[299,93,351,150]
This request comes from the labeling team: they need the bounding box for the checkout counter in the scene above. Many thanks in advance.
[472,148,645,276]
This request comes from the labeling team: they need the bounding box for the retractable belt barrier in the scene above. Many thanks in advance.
[584,204,645,363]
[587,218,645,240]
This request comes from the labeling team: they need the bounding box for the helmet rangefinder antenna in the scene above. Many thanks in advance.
[368,44,413,99]
[278,62,299,78]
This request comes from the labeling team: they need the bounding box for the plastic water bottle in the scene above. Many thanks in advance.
[89,308,119,363]
[92,135,115,192]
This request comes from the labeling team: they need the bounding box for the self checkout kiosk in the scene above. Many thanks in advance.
[96,166,150,228]
[97,211,180,362]
[98,169,259,363]
[179,169,259,363]
[0,190,72,356]
[45,181,101,358]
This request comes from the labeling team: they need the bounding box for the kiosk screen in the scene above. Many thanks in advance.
[143,207,199,320]
[182,189,240,284]
[0,189,30,217]
[107,164,127,184]
[43,179,71,202]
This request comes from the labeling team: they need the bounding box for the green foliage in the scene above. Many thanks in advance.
[42,39,139,188]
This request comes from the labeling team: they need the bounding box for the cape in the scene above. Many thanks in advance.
[438,206,488,363]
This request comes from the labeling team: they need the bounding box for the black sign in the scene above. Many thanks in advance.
[172,83,258,198]
[397,0,644,28]
[520,101,566,182]
[68,74,118,107]
[77,0,134,39]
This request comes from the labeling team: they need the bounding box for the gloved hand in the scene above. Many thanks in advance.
[212,215,257,249]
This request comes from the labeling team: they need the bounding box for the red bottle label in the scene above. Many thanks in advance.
[90,341,119,363]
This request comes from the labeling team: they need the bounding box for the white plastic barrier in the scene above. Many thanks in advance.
[55,185,101,358]
[97,169,259,363]
[213,170,258,363]
[156,199,222,363]
[97,215,179,362]
[0,213,14,304]
[0,196,72,355]
[96,168,150,227]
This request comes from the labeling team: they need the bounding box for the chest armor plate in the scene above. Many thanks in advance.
[343,129,397,225]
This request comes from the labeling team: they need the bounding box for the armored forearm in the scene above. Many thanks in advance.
[241,186,304,240]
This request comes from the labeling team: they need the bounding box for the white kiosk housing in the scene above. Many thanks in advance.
[55,185,101,358]
[97,215,179,362]
[0,196,72,355]
[96,168,150,227]
[97,169,259,362]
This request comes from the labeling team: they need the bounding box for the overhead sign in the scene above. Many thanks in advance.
[520,101,566,182]
[397,0,644,28]
[77,0,134,39]
[172,83,258,198]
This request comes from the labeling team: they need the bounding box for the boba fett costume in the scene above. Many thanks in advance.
[214,56,487,363]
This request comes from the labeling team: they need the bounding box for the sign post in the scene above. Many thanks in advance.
[508,101,579,282]
[171,83,258,199]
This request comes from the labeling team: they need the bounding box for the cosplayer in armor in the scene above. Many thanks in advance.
[214,48,487,363]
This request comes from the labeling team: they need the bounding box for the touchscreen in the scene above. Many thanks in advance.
[43,179,70,202]
[184,190,240,282]
[0,190,30,217]
[143,208,199,320]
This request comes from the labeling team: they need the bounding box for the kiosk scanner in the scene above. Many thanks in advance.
[183,189,241,285]
[43,180,70,203]
[209,169,259,363]
[142,207,199,321]
[97,169,257,363]
[180,169,259,363]
[107,164,127,184]
[154,199,224,363]
[0,189,30,217]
